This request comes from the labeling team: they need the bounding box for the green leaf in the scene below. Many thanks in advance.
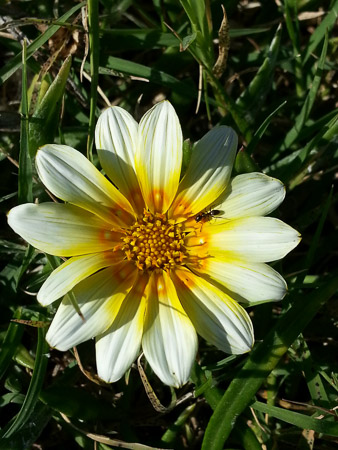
[201,275,338,450]
[181,32,197,51]
[29,56,72,157]
[0,2,85,86]
[0,393,25,408]
[13,344,35,370]
[234,147,260,174]
[181,138,193,179]
[250,401,338,436]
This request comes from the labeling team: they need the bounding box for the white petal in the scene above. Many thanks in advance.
[189,217,301,262]
[46,263,137,351]
[216,172,285,219]
[169,126,237,221]
[36,144,135,227]
[172,268,254,354]
[135,101,182,213]
[142,270,197,387]
[95,107,144,214]
[7,203,122,256]
[187,257,287,304]
[38,251,122,306]
[96,273,149,383]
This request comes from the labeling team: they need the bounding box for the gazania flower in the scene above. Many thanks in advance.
[8,101,300,387]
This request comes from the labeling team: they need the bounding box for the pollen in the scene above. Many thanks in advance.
[121,210,187,271]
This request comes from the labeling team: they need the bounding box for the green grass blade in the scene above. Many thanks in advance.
[190,365,262,450]
[229,27,270,37]
[201,275,338,450]
[16,39,36,294]
[246,101,287,154]
[18,40,32,205]
[235,24,282,126]
[103,56,197,99]
[29,56,72,157]
[295,188,332,286]
[295,108,338,142]
[267,113,337,181]
[99,27,269,51]
[0,404,51,450]
[0,309,24,381]
[278,34,328,154]
[288,114,338,189]
[87,0,100,162]
[0,2,85,86]
[291,337,330,408]
[40,386,120,421]
[179,0,213,68]
[214,81,253,140]
[302,0,338,64]
[2,327,49,438]
[319,371,338,394]
[284,0,304,97]
[160,404,196,445]
[250,401,338,436]
[101,29,179,49]
[15,244,36,288]
[231,417,263,450]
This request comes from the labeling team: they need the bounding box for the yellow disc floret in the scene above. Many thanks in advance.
[122,210,187,271]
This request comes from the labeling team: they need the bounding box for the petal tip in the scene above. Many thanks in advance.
[7,204,24,229]
[240,331,255,354]
[37,290,51,307]
[96,361,127,384]
[45,334,68,352]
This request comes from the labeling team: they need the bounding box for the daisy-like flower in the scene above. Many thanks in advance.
[8,101,300,387]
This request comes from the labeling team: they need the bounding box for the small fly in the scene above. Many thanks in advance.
[195,209,221,223]
[195,209,222,231]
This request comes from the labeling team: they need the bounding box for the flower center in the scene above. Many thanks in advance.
[122,210,187,271]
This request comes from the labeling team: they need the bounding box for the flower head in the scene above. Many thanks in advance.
[8,101,300,387]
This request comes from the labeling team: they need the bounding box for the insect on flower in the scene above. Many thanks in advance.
[195,208,222,231]
[195,209,221,223]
